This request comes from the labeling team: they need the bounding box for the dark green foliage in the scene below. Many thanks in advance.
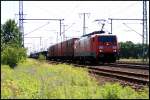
[38,53,46,61]
[1,19,22,51]
[1,19,27,68]
[119,41,149,59]
[1,45,27,68]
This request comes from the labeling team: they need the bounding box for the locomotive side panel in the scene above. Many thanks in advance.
[90,36,98,60]
[74,36,96,61]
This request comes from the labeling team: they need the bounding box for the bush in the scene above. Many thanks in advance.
[1,45,27,68]
[38,53,46,61]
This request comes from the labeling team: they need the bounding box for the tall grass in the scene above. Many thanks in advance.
[118,58,149,64]
[1,59,149,99]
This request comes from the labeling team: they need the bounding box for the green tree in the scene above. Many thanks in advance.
[1,45,27,68]
[1,19,27,68]
[119,41,149,59]
[1,19,22,50]
[134,43,143,59]
[125,41,135,58]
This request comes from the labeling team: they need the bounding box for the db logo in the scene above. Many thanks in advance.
[106,43,109,46]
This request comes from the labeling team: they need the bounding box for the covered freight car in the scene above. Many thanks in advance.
[47,38,79,60]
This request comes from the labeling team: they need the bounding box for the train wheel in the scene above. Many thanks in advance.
[92,60,99,65]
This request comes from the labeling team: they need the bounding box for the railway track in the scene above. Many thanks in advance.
[72,63,149,86]
[47,60,149,87]
[117,61,149,65]
[88,66,149,85]
[47,60,149,70]
[106,63,149,70]
[71,63,149,71]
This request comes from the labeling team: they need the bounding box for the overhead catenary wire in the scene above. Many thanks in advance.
[64,3,80,19]
[123,23,143,37]
[64,23,76,32]
[24,22,50,36]
[108,2,139,18]
[24,2,58,18]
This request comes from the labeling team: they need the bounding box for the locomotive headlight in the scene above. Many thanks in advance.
[112,46,117,49]
[113,49,117,52]
[99,46,104,49]
[99,50,103,52]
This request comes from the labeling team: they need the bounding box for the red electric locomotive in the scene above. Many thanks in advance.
[74,31,119,64]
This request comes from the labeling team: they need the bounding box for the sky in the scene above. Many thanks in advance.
[1,1,149,55]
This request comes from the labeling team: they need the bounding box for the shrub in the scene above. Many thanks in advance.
[1,45,27,68]
[38,53,46,62]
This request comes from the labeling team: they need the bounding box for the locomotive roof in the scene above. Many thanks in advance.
[81,30,105,37]
[96,34,116,36]
[81,31,116,38]
[88,34,117,38]
[82,31,116,36]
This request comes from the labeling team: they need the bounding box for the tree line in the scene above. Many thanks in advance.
[119,41,149,59]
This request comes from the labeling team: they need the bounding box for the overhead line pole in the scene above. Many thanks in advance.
[108,16,148,63]
[79,13,90,35]
[19,1,24,47]
[24,37,42,46]
[143,1,148,62]
[20,18,64,48]
[63,25,68,41]
[24,37,42,53]
[111,19,112,34]
[20,18,64,36]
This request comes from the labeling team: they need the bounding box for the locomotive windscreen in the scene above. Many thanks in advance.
[98,36,116,43]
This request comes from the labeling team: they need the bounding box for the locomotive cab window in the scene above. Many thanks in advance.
[98,36,116,43]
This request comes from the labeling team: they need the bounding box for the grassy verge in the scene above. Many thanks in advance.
[118,58,149,64]
[1,59,149,99]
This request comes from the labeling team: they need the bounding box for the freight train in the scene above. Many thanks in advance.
[46,31,119,64]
